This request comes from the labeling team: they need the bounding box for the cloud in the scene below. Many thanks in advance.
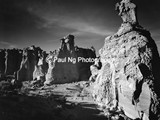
[0,41,17,48]
[62,21,114,36]
[27,4,115,36]
[36,14,114,37]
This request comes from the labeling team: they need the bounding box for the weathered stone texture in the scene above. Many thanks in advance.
[92,0,160,120]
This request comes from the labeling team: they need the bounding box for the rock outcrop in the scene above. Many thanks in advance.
[17,46,43,81]
[5,49,23,76]
[89,57,102,82]
[0,35,96,85]
[44,50,58,85]
[0,49,23,81]
[44,34,96,84]
[92,0,160,120]
[33,51,48,81]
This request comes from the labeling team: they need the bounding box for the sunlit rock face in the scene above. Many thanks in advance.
[44,50,58,85]
[44,35,96,84]
[33,51,48,81]
[89,57,102,82]
[92,0,160,120]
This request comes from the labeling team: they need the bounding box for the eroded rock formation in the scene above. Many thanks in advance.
[92,0,160,120]
[0,49,23,81]
[17,46,43,81]
[44,34,96,84]
[89,57,102,83]
[5,49,23,76]
[0,35,95,86]
[33,51,48,81]
[44,50,58,85]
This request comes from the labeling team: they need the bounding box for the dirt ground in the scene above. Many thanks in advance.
[0,81,108,120]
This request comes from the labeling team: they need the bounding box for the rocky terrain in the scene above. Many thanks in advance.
[0,0,160,120]
[0,82,108,120]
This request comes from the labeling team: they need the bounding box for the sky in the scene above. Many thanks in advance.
[1,0,160,54]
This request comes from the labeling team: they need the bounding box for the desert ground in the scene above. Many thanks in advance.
[0,81,111,120]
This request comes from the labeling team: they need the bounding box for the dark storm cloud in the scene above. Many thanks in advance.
[1,0,160,53]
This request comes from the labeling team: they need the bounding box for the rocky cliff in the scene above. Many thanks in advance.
[92,0,160,120]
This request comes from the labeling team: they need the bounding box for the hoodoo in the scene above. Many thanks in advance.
[92,0,160,119]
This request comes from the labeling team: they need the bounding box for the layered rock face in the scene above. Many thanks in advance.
[92,0,160,120]
[44,35,96,84]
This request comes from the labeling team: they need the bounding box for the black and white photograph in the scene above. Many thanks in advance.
[1,0,160,120]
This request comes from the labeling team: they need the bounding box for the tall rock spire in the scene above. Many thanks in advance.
[115,0,143,36]
[115,0,138,25]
